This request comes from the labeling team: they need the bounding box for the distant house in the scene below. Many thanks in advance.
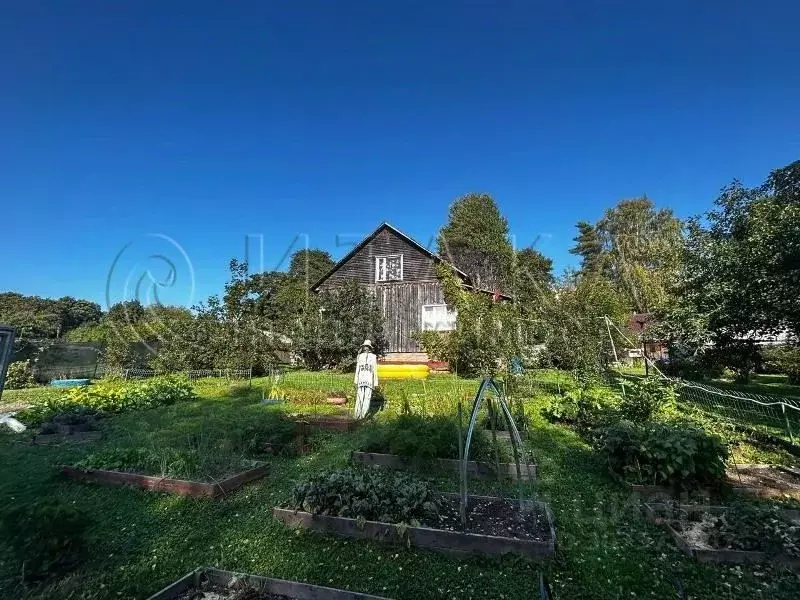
[312,222,510,364]
[628,313,668,361]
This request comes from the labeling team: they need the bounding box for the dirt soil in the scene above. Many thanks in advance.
[178,585,292,599]
[727,465,800,493]
[435,496,552,541]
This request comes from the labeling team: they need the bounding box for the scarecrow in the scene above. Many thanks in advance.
[353,339,378,419]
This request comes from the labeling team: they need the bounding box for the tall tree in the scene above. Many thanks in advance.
[514,247,554,329]
[569,221,603,273]
[679,160,800,339]
[571,198,683,313]
[289,248,335,287]
[438,193,514,292]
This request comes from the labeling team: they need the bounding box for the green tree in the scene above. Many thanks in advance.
[294,279,386,370]
[438,193,514,292]
[680,160,800,339]
[570,198,683,313]
[539,273,630,377]
[514,247,554,308]
[569,221,603,273]
[0,292,101,338]
[289,248,335,287]
[417,265,520,377]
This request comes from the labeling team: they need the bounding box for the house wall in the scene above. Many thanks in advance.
[318,227,447,356]
[322,228,438,285]
[373,281,445,353]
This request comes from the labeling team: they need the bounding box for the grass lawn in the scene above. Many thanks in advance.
[1,375,799,599]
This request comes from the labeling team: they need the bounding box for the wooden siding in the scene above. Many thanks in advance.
[323,228,438,285]
[373,281,444,353]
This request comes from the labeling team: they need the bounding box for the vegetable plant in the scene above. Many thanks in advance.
[290,467,441,525]
[593,421,728,487]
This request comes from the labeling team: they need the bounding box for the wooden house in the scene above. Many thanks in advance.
[312,223,509,364]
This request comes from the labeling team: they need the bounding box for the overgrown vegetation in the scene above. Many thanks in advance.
[617,376,676,423]
[594,421,728,487]
[1,372,798,599]
[359,413,505,462]
[75,445,255,482]
[3,360,36,389]
[16,375,195,425]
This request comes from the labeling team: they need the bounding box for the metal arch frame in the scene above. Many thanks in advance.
[460,376,534,513]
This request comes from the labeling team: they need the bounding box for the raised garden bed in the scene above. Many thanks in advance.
[147,567,393,600]
[351,451,536,480]
[296,414,358,432]
[62,461,269,498]
[607,468,711,501]
[643,503,800,568]
[727,464,800,500]
[273,493,555,560]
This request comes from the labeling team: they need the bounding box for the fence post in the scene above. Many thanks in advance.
[124,369,129,381]
[248,366,253,387]
[782,403,795,445]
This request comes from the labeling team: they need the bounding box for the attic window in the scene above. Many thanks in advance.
[375,255,403,282]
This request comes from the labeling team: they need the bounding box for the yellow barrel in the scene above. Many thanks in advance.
[377,364,430,379]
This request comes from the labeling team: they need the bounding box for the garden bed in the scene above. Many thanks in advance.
[62,461,269,498]
[351,451,536,480]
[147,567,393,600]
[643,503,800,567]
[296,414,358,432]
[607,468,708,501]
[727,464,800,500]
[273,493,555,560]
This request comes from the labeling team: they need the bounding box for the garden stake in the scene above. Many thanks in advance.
[457,400,466,529]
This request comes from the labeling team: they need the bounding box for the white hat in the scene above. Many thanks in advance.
[362,339,372,348]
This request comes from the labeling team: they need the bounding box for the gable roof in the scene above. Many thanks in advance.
[311,222,513,300]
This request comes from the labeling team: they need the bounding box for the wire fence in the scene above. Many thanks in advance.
[107,367,253,381]
[614,371,800,449]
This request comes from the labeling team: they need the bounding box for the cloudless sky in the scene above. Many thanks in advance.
[2,1,798,309]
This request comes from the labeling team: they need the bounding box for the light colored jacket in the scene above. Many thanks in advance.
[354,352,378,388]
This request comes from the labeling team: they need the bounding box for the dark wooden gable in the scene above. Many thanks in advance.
[314,224,441,288]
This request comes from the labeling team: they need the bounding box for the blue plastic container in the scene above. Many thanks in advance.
[50,378,91,388]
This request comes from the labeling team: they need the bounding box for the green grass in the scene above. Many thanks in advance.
[1,375,799,599]
[711,374,800,399]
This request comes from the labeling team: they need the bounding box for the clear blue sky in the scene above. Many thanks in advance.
[2,1,798,309]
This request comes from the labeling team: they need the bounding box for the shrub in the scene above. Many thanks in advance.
[704,339,763,383]
[658,344,724,381]
[4,360,36,389]
[763,347,800,385]
[0,499,89,579]
[593,421,728,487]
[617,376,676,424]
[17,375,195,425]
[541,389,616,434]
[290,467,441,524]
[360,414,504,462]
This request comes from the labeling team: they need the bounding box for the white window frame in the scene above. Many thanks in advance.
[375,254,403,282]
[421,303,457,332]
